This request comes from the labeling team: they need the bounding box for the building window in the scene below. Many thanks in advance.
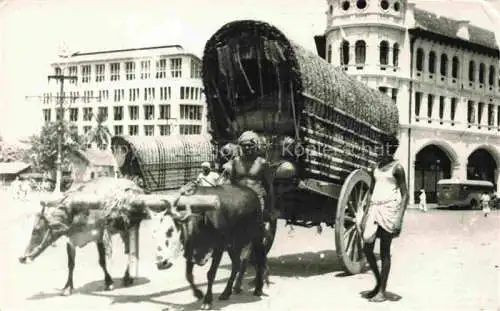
[428,51,436,74]
[125,61,136,80]
[416,48,424,71]
[159,105,171,120]
[467,101,475,127]
[113,106,123,121]
[170,58,182,77]
[488,104,494,128]
[156,59,167,79]
[43,109,51,122]
[440,54,448,76]
[327,44,332,63]
[144,105,154,120]
[129,106,139,120]
[95,64,105,82]
[69,66,78,83]
[144,87,155,101]
[191,59,201,78]
[83,90,93,104]
[98,107,108,121]
[69,108,78,122]
[477,102,484,128]
[340,40,350,66]
[83,126,92,134]
[140,60,151,79]
[144,125,154,136]
[128,88,140,102]
[82,65,91,83]
[488,65,496,85]
[439,96,445,123]
[479,63,485,84]
[450,98,457,126]
[379,40,389,68]
[380,0,389,10]
[69,92,78,103]
[357,0,367,9]
[98,90,109,102]
[128,125,138,136]
[452,57,459,78]
[355,40,366,68]
[415,92,422,120]
[159,125,170,136]
[427,94,433,123]
[180,105,202,120]
[468,61,475,81]
[392,43,399,67]
[179,124,201,135]
[114,125,123,135]
[114,89,125,102]
[110,63,120,81]
[83,107,93,121]
[160,86,171,100]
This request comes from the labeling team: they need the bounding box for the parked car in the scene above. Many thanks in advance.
[437,179,495,209]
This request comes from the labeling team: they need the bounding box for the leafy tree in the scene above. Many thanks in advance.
[25,121,85,172]
[85,111,112,150]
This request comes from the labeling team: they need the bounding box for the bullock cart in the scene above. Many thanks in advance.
[201,20,400,274]
[111,135,216,192]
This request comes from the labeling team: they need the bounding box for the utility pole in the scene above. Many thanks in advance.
[47,73,77,193]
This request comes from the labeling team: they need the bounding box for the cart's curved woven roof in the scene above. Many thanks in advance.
[111,135,216,192]
[202,20,399,139]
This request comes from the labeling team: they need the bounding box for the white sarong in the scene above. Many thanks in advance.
[363,198,401,243]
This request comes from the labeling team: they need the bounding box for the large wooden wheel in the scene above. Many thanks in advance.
[335,169,373,275]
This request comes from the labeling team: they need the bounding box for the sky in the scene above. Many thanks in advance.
[0,0,499,141]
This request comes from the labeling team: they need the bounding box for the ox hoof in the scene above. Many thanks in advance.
[200,303,212,310]
[219,290,232,300]
[193,289,204,300]
[122,277,134,287]
[253,288,263,297]
[61,287,73,296]
[105,283,115,291]
[233,287,243,295]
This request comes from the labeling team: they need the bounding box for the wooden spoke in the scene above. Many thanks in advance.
[344,215,355,224]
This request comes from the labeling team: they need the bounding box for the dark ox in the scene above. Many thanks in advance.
[18,178,149,296]
[148,183,267,310]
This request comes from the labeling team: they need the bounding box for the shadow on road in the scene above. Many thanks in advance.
[266,250,343,277]
[80,275,263,311]
[26,277,151,300]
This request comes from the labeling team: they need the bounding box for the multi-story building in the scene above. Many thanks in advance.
[315,0,500,202]
[41,45,207,138]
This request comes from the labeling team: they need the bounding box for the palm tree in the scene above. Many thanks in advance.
[85,111,112,150]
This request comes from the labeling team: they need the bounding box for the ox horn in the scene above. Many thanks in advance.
[130,194,173,213]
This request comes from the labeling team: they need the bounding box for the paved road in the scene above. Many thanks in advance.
[1,194,499,311]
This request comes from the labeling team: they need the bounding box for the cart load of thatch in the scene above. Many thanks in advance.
[111,135,216,192]
[202,20,399,183]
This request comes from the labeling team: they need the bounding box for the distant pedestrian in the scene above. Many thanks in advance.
[480,192,491,217]
[419,189,427,212]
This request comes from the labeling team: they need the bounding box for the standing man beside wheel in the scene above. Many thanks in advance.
[361,136,409,303]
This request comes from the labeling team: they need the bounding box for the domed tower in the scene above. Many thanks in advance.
[318,0,415,128]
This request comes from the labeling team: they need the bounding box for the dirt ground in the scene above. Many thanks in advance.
[0,190,499,311]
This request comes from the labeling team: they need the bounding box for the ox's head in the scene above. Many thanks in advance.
[19,202,71,264]
[145,193,221,270]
